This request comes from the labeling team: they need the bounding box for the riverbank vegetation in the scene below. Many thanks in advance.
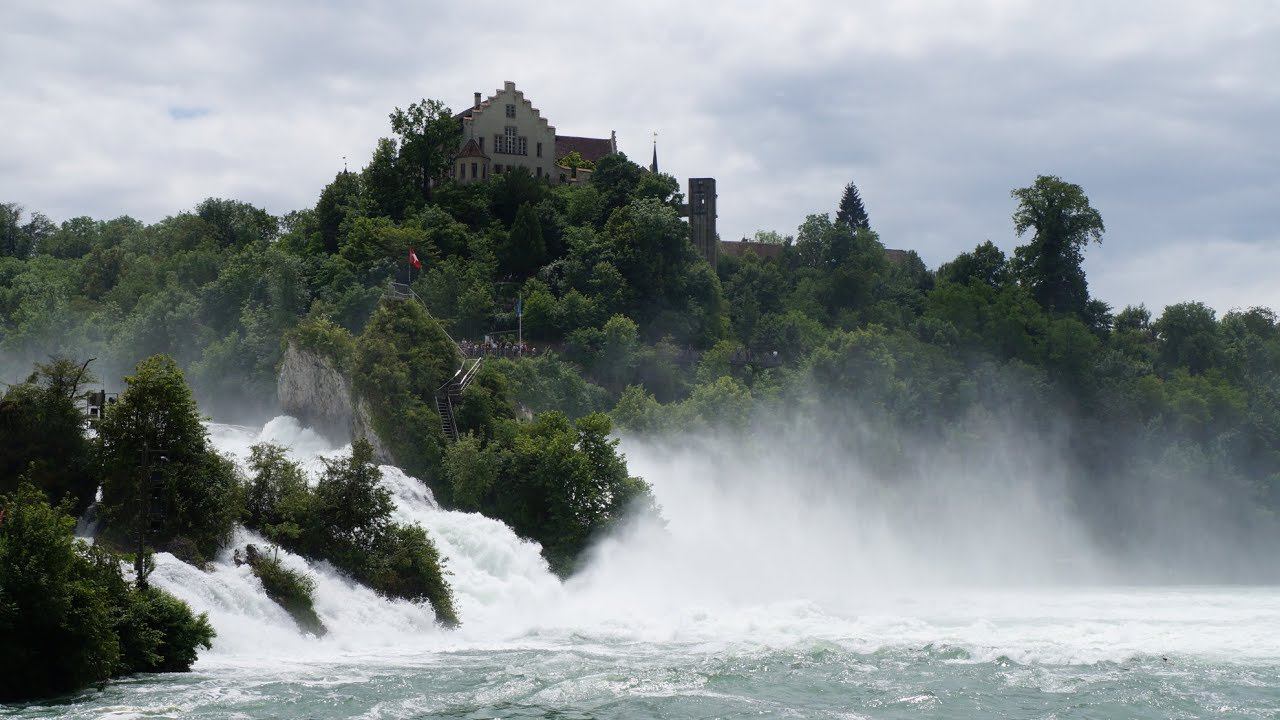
[0,484,214,702]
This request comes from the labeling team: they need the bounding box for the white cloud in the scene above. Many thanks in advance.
[0,0,1276,311]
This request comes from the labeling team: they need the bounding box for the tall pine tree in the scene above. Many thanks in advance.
[836,182,870,230]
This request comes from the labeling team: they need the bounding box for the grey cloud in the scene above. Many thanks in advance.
[0,0,1276,313]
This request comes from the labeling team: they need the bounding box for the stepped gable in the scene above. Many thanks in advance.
[460,81,556,133]
[555,135,614,164]
[504,82,555,133]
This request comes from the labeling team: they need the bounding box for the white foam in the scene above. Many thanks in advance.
[164,416,1280,669]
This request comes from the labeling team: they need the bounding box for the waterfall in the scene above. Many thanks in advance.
[143,416,1280,670]
[143,417,563,664]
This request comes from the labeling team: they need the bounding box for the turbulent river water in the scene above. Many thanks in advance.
[7,416,1279,719]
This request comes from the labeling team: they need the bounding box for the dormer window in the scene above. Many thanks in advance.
[505,104,516,118]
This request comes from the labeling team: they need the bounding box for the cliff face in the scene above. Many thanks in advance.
[277,342,391,462]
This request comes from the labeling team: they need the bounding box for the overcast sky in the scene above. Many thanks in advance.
[2,1,1277,314]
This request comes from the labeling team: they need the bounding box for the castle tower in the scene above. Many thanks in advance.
[688,177,718,268]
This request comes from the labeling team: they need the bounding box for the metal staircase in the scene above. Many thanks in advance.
[435,357,482,442]
[384,280,478,444]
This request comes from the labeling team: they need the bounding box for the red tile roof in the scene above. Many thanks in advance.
[456,138,488,159]
[884,248,911,264]
[555,135,613,164]
[720,240,785,260]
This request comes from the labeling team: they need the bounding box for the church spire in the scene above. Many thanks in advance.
[650,131,659,173]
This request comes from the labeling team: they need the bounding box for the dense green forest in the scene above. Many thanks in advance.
[3,94,1279,578]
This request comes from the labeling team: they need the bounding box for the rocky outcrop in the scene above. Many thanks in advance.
[353,396,394,464]
[278,342,353,444]
[277,342,391,462]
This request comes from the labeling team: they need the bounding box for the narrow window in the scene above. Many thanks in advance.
[471,162,477,178]
[536,142,542,158]
[478,137,484,152]
[536,166,542,178]
[505,103,515,118]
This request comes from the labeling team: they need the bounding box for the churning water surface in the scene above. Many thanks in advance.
[6,417,1278,719]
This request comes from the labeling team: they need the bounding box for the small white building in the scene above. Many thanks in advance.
[451,81,616,185]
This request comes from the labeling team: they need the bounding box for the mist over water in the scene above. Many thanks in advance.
[15,415,1278,718]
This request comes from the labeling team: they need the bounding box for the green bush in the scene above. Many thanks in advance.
[368,525,458,627]
[448,412,655,575]
[118,584,215,672]
[245,546,325,637]
[285,315,357,373]
[241,440,458,627]
[0,484,213,702]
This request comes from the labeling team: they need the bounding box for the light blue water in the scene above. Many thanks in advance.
[7,593,1279,719]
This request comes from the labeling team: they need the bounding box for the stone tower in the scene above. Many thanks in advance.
[688,177,718,268]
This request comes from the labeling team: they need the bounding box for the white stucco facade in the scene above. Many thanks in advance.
[457,81,558,183]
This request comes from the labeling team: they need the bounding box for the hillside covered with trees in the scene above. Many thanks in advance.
[2,94,1280,700]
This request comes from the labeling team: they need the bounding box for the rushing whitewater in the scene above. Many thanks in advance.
[17,415,1280,718]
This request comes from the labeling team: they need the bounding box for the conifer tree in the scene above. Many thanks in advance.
[836,181,870,230]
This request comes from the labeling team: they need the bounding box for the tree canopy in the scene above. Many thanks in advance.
[1009,175,1105,317]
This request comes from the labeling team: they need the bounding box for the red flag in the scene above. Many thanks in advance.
[409,248,422,270]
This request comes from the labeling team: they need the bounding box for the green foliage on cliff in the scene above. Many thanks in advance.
[0,484,214,702]
[484,354,611,418]
[241,440,458,627]
[285,315,357,373]
[353,298,460,491]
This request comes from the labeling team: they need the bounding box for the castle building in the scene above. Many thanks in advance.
[451,81,616,185]
[451,81,722,269]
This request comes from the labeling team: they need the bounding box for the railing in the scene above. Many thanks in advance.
[671,348,784,369]
[385,281,462,350]
[438,357,483,396]
[386,280,481,443]
[435,357,483,443]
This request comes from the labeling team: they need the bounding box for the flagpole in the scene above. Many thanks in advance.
[517,295,523,347]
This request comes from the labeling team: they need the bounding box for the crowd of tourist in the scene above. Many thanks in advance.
[459,336,541,358]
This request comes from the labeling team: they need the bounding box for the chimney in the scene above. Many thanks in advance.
[473,92,481,109]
